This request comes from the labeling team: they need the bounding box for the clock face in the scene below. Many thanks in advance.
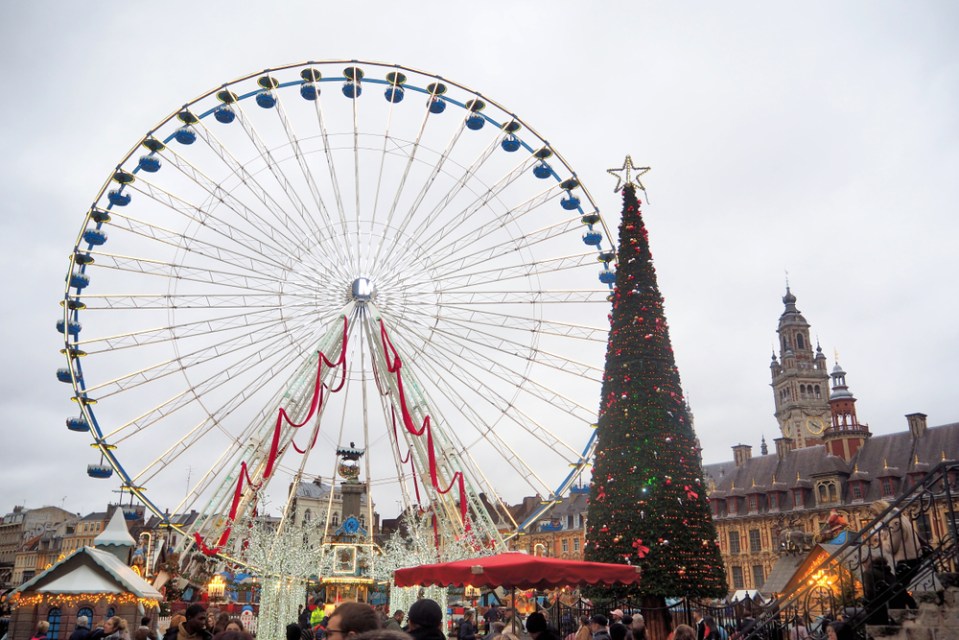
[807,417,827,435]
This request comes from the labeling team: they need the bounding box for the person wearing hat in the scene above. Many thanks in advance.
[525,613,560,640]
[608,611,624,625]
[407,599,446,640]
[588,616,610,640]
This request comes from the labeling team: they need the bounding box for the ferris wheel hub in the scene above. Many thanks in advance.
[350,277,376,304]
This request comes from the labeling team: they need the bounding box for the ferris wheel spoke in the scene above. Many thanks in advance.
[309,92,355,270]
[435,252,601,291]
[436,305,608,342]
[140,147,310,261]
[423,178,567,262]
[432,315,603,379]
[103,326,310,442]
[367,103,433,272]
[77,305,314,353]
[191,114,319,252]
[379,125,509,275]
[385,312,594,451]
[430,289,613,305]
[379,316,567,497]
[75,292,309,311]
[400,316,600,423]
[85,250,301,293]
[428,215,581,275]
[103,209,296,279]
[231,97,356,273]
[84,310,312,399]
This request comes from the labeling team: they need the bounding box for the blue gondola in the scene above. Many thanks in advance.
[599,271,617,284]
[466,114,485,130]
[583,232,603,246]
[107,190,130,206]
[174,127,196,145]
[255,91,276,109]
[83,229,107,246]
[533,163,551,179]
[56,368,75,383]
[69,272,90,289]
[561,195,581,210]
[581,213,601,226]
[300,83,319,101]
[342,81,362,98]
[598,251,616,263]
[428,97,446,114]
[384,86,404,103]
[66,416,89,432]
[214,105,236,123]
[74,253,94,265]
[87,464,113,479]
[138,155,161,173]
[501,136,521,152]
[56,319,82,336]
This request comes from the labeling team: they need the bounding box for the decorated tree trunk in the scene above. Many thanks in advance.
[585,181,727,622]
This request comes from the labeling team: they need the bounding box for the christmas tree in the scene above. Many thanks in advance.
[585,159,726,623]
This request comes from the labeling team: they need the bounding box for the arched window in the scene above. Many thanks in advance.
[796,334,805,350]
[814,385,821,398]
[107,606,116,618]
[77,607,94,626]
[331,513,340,526]
[47,607,62,640]
[303,509,312,524]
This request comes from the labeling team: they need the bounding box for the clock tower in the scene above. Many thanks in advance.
[769,287,831,447]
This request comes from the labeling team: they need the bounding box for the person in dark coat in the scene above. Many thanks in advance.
[526,613,562,640]
[70,617,92,640]
[457,612,477,640]
[407,599,446,640]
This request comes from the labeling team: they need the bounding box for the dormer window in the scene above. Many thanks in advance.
[880,477,896,497]
[816,480,840,505]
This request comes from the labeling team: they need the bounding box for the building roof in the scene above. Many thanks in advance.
[94,509,136,548]
[14,546,162,600]
[703,421,959,504]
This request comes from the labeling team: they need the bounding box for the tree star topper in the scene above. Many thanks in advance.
[608,155,651,193]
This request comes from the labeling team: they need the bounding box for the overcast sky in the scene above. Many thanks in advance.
[1,1,957,517]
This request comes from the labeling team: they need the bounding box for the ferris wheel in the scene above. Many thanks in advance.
[58,60,616,561]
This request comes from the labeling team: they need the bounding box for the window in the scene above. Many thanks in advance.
[303,509,312,523]
[793,490,804,508]
[728,498,738,516]
[748,496,759,512]
[796,334,805,350]
[573,538,580,552]
[562,539,569,553]
[729,531,741,554]
[331,513,340,526]
[769,493,778,510]
[749,529,762,553]
[851,484,862,500]
[47,607,62,640]
[732,566,745,589]
[106,606,116,618]
[77,607,94,627]
[814,385,821,399]
[880,478,896,496]
[752,565,765,589]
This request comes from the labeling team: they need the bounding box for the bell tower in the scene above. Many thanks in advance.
[770,287,831,447]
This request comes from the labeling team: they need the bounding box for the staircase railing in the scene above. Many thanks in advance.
[741,460,959,639]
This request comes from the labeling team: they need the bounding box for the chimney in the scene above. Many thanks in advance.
[906,413,928,439]
[732,444,752,467]
[774,437,794,460]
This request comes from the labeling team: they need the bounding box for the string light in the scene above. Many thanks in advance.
[12,592,159,609]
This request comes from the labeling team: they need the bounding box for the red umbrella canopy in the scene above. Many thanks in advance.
[393,552,642,590]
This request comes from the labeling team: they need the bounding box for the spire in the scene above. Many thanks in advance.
[760,435,768,456]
